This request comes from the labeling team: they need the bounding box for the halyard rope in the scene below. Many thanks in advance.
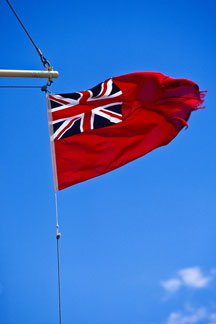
[55,192,62,324]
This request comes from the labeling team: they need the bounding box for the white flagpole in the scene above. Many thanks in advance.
[0,69,59,79]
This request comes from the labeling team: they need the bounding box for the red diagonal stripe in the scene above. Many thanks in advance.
[98,80,108,98]
[49,95,70,105]
[100,109,122,120]
[56,117,80,140]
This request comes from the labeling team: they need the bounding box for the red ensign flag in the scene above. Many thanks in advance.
[47,72,205,191]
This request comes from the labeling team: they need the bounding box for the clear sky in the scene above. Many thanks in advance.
[1,1,215,324]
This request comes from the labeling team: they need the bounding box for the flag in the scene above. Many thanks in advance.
[47,72,205,191]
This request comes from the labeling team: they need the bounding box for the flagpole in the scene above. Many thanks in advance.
[0,69,59,78]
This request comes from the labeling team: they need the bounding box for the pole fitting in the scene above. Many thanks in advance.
[56,233,61,240]
[56,224,61,240]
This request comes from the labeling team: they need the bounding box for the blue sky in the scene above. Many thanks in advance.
[1,0,216,323]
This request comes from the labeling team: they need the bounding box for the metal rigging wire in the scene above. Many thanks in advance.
[5,0,51,70]
[5,0,55,91]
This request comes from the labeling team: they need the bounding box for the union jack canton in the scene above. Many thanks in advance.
[48,78,123,141]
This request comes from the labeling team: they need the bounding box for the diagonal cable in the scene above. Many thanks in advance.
[5,0,51,70]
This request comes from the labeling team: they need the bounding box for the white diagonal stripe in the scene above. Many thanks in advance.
[104,79,113,96]
[58,118,81,140]
[53,113,83,124]
[51,102,79,113]
[51,120,71,141]
[97,81,104,97]
[95,110,122,123]
[91,102,122,112]
[50,94,79,106]
[87,91,122,101]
